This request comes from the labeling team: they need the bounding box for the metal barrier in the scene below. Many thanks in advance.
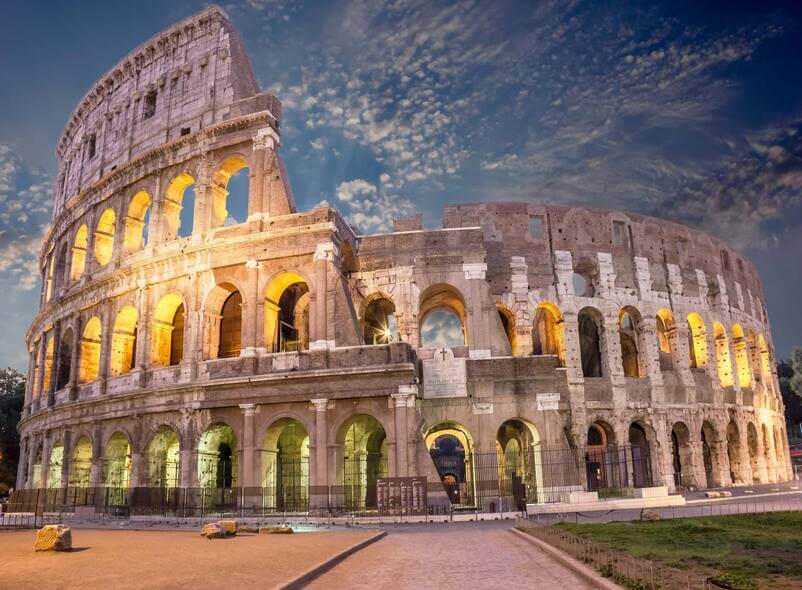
[516,518,713,590]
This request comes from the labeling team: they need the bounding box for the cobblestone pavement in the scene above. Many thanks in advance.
[309,522,596,589]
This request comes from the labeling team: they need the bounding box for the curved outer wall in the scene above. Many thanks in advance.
[17,7,793,507]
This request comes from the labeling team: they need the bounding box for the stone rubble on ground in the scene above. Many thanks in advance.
[34,524,72,551]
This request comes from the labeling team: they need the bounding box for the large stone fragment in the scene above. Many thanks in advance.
[259,526,294,534]
[217,520,238,536]
[34,524,72,551]
[201,523,225,539]
[639,509,661,522]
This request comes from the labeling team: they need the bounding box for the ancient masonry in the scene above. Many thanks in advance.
[17,6,793,512]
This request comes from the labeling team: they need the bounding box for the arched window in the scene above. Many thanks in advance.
[109,306,138,375]
[264,272,310,353]
[496,304,516,355]
[618,308,641,377]
[41,335,54,395]
[45,253,54,302]
[94,208,116,265]
[70,224,88,281]
[533,302,564,365]
[123,191,151,253]
[219,291,242,358]
[714,322,734,387]
[54,244,68,296]
[419,284,466,348]
[578,308,603,378]
[732,324,751,388]
[151,294,185,367]
[163,173,196,240]
[56,327,74,390]
[212,155,249,227]
[687,313,708,368]
[656,309,674,354]
[758,335,772,385]
[78,316,102,383]
[362,295,397,345]
[197,424,237,488]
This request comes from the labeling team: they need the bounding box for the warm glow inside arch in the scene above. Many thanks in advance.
[78,316,102,383]
[123,191,151,253]
[70,224,88,281]
[211,155,249,227]
[94,208,116,265]
[109,305,138,376]
[151,293,185,367]
[687,312,708,369]
[713,322,734,387]
[163,173,196,240]
[731,323,751,388]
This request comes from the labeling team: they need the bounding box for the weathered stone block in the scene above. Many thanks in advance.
[217,520,238,535]
[258,526,293,534]
[34,524,72,551]
[201,523,225,539]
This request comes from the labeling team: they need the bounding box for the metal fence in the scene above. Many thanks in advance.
[526,494,802,526]
[516,518,714,590]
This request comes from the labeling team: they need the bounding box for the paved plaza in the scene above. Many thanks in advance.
[309,522,596,589]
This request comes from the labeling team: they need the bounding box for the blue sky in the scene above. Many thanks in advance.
[1,0,801,369]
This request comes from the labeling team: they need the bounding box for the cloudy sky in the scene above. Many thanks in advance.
[1,0,801,369]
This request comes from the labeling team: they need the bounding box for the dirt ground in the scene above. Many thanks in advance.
[0,527,378,589]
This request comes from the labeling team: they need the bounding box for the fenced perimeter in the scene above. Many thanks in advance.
[516,518,714,590]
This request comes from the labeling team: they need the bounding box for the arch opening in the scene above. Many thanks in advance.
[47,441,64,490]
[687,313,708,369]
[94,208,116,265]
[419,284,466,348]
[496,304,517,355]
[69,436,92,489]
[212,155,249,227]
[151,293,185,367]
[264,272,310,353]
[163,173,196,240]
[726,420,744,484]
[55,327,74,390]
[533,302,564,365]
[70,224,88,281]
[145,426,180,489]
[109,306,138,376]
[198,424,238,490]
[338,414,388,511]
[262,418,310,511]
[426,421,475,506]
[78,316,102,383]
[362,295,397,345]
[714,322,734,387]
[103,432,131,505]
[732,324,751,389]
[619,307,642,377]
[496,419,542,506]
[123,191,151,253]
[578,308,603,378]
[701,421,718,488]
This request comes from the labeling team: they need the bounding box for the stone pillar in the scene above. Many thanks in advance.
[638,316,664,403]
[47,323,61,407]
[684,441,706,489]
[89,433,104,489]
[240,404,256,488]
[391,390,414,477]
[35,336,47,408]
[68,316,82,401]
[96,303,114,395]
[240,262,261,355]
[39,434,53,491]
[310,398,329,504]
[16,436,28,489]
[463,262,492,358]
[712,439,731,486]
[132,281,150,386]
[310,243,336,349]
[26,434,38,489]
[82,210,97,282]
[673,321,697,396]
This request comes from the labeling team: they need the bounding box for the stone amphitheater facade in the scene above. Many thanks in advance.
[16,6,793,512]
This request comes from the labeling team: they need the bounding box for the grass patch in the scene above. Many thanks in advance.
[556,512,802,589]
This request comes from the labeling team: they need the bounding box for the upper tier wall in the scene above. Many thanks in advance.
[441,202,767,322]
[53,5,267,217]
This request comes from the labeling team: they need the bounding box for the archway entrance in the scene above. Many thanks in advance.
[701,422,718,488]
[262,419,310,512]
[747,422,760,484]
[197,424,238,509]
[145,427,180,489]
[338,415,388,511]
[103,432,131,506]
[726,420,744,484]
[425,422,475,507]
[585,421,619,492]
[671,422,693,489]
[628,422,652,488]
[496,419,542,507]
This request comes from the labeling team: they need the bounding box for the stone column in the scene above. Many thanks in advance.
[82,210,96,283]
[391,390,414,477]
[638,316,664,404]
[39,434,53,491]
[68,316,82,401]
[674,321,697,397]
[58,432,71,506]
[96,303,113,395]
[239,404,256,488]
[603,320,627,407]
[26,434,38,489]
[561,311,586,404]
[463,262,491,358]
[16,436,28,489]
[310,243,337,349]
[132,281,149,387]
[240,262,261,355]
[89,433,104,489]
[35,336,47,409]
[310,398,329,507]
[47,323,61,407]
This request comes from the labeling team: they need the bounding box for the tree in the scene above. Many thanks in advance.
[778,351,802,441]
[0,368,25,494]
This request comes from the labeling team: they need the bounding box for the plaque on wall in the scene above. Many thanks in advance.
[422,347,467,398]
[536,392,560,411]
[376,477,428,515]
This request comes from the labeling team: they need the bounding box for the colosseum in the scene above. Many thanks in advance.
[14,6,793,516]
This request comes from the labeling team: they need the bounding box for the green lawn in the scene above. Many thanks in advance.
[557,512,802,589]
